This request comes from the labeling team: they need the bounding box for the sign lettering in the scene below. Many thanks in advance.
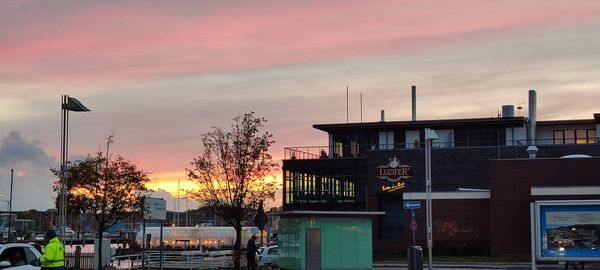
[377,156,412,192]
[381,182,405,192]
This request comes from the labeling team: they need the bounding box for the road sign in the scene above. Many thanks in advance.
[144,197,167,220]
[410,220,418,231]
[403,201,421,209]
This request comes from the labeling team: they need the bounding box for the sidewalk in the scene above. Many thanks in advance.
[373,261,600,270]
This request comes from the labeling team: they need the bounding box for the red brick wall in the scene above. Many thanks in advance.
[373,198,490,256]
[490,157,600,257]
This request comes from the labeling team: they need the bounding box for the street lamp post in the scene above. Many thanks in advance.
[60,95,90,243]
[8,169,13,242]
[424,128,438,270]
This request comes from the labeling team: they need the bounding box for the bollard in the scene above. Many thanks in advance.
[407,246,423,270]
[74,246,81,270]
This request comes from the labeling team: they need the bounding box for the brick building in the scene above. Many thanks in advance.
[281,90,600,257]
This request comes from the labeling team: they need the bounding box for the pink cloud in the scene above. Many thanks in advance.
[1,0,599,86]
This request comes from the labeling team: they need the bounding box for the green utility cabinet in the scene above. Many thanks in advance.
[278,212,380,270]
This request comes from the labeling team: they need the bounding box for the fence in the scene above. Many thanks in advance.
[65,248,236,270]
[284,138,600,160]
[140,250,231,269]
[65,248,94,270]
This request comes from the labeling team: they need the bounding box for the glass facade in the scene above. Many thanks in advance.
[284,168,360,208]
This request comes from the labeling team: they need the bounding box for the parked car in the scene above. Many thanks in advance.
[63,227,77,239]
[0,243,42,269]
[256,245,278,268]
[33,234,45,243]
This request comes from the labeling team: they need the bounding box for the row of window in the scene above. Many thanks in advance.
[284,171,355,204]
[331,128,508,157]
[329,128,597,157]
[553,129,596,144]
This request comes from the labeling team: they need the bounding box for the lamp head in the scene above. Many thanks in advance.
[425,128,438,140]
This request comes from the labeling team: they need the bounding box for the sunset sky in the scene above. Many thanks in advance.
[1,0,600,211]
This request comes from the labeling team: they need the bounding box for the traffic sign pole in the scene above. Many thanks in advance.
[411,209,416,246]
[412,225,416,246]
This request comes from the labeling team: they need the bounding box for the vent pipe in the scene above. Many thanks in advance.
[528,90,537,146]
[381,110,385,122]
[411,85,417,121]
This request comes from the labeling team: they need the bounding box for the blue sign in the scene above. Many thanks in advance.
[403,201,421,209]
[538,203,600,259]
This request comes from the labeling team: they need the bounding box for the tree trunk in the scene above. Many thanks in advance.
[234,223,242,270]
[97,227,104,270]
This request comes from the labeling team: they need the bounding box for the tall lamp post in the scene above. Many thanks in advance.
[424,128,438,270]
[8,169,13,242]
[60,95,90,243]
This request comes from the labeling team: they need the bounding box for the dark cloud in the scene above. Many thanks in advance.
[0,131,58,211]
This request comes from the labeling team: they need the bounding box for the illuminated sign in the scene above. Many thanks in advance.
[533,201,600,261]
[377,156,412,192]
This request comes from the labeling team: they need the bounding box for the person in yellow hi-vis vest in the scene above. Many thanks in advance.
[40,229,65,270]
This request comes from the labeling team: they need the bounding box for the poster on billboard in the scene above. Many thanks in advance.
[533,200,600,261]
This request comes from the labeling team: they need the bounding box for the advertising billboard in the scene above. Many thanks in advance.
[534,200,600,261]
[144,197,167,221]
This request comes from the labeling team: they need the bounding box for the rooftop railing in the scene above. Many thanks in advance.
[284,138,599,160]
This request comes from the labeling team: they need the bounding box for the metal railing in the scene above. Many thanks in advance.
[108,250,233,270]
[284,138,599,160]
[65,251,94,270]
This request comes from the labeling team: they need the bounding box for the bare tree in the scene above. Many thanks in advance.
[187,112,278,270]
[52,135,150,270]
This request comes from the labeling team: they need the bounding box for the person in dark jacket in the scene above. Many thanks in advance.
[246,234,258,270]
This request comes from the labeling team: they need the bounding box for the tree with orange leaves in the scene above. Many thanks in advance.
[51,134,149,270]
[186,112,278,270]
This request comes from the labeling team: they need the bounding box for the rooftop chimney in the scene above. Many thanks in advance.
[381,110,385,122]
[528,90,537,146]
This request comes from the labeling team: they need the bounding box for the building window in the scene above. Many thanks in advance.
[343,179,354,198]
[553,129,596,144]
[350,141,359,157]
[321,176,331,202]
[285,171,294,204]
[553,130,564,145]
[432,129,454,148]
[379,131,394,150]
[334,141,343,157]
[588,129,597,144]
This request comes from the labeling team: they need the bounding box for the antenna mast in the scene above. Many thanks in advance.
[360,93,363,123]
[346,86,349,123]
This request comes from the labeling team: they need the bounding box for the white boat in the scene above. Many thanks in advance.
[136,226,259,250]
